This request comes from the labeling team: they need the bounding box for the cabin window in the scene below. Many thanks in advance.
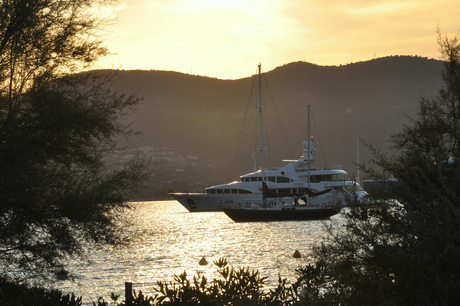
[311,175,327,182]
[211,188,251,194]
[238,189,252,194]
[310,174,339,182]
[277,176,291,183]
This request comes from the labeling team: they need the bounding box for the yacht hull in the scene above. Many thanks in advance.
[222,206,341,222]
[169,192,261,212]
[169,193,218,211]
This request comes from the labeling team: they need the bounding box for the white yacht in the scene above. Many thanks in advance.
[169,138,361,211]
[169,65,362,212]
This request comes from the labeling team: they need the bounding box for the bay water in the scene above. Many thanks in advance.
[58,200,342,304]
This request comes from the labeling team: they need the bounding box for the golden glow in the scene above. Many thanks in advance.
[114,3,127,11]
[100,0,460,79]
[345,1,415,15]
[188,0,256,10]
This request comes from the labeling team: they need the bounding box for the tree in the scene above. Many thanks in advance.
[296,31,460,305]
[0,0,147,282]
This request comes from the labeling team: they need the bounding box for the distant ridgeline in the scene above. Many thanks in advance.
[94,56,443,200]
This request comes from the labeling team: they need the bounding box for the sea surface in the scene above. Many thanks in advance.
[57,200,343,304]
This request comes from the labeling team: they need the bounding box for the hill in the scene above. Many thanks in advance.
[102,56,444,199]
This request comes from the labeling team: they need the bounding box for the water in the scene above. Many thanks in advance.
[58,200,340,303]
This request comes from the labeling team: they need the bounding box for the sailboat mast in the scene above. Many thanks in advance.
[357,137,360,185]
[307,105,311,191]
[258,63,265,179]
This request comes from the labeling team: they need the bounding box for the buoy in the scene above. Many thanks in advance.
[292,250,301,258]
[199,256,208,266]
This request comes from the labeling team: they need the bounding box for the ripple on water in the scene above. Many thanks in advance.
[58,200,336,304]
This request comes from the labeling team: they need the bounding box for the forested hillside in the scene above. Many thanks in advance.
[103,56,443,199]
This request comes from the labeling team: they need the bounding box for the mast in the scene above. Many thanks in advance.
[258,63,264,180]
[357,137,360,186]
[307,105,311,191]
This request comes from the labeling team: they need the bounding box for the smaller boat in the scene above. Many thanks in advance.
[221,182,344,222]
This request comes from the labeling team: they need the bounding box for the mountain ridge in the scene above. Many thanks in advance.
[100,56,444,199]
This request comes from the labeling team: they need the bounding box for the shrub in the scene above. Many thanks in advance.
[0,277,82,306]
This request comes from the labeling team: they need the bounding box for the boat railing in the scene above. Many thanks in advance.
[296,165,343,171]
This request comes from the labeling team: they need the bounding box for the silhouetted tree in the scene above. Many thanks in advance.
[296,30,460,305]
[0,0,147,282]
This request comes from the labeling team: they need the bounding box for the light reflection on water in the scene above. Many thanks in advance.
[59,200,338,303]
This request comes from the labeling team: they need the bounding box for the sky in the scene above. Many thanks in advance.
[100,0,460,79]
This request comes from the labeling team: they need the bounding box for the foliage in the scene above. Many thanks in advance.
[94,258,304,305]
[295,30,460,305]
[0,0,148,282]
[0,277,82,306]
[152,258,269,305]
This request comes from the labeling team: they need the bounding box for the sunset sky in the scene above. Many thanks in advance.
[101,0,460,79]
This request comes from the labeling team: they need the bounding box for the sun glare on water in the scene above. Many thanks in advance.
[59,201,332,303]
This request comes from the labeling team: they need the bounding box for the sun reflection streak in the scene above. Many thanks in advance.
[59,201,334,303]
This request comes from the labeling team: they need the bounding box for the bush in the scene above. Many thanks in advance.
[94,258,301,305]
[0,278,82,306]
